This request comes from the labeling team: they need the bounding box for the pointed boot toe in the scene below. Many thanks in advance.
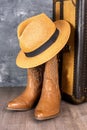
[7,101,16,108]
[35,109,44,119]
[7,101,27,111]
[7,101,20,110]
[35,109,59,120]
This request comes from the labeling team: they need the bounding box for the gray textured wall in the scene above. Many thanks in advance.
[0,0,53,87]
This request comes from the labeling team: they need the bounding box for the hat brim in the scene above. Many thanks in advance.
[16,20,70,68]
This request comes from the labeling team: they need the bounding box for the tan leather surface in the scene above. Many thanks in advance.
[55,2,60,20]
[62,0,75,95]
[55,0,76,95]
[35,56,61,120]
[7,66,43,110]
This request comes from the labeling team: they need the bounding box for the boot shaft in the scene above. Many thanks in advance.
[44,56,59,85]
[27,65,44,88]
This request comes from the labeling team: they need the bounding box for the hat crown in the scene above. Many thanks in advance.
[18,13,56,53]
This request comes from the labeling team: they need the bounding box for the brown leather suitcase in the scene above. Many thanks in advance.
[53,0,87,104]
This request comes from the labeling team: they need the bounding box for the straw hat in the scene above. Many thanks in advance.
[16,13,70,68]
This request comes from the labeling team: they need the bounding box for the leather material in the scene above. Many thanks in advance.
[35,56,61,120]
[7,66,44,110]
[54,0,87,104]
[62,0,75,96]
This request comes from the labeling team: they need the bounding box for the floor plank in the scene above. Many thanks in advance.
[0,87,87,130]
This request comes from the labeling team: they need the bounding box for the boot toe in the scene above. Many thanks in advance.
[7,100,28,111]
[7,101,16,108]
[34,109,44,120]
[34,109,59,120]
[7,101,22,110]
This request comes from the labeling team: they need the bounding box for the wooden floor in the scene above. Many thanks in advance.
[0,87,87,130]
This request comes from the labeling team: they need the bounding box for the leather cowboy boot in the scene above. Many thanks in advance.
[7,66,44,111]
[35,56,61,120]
